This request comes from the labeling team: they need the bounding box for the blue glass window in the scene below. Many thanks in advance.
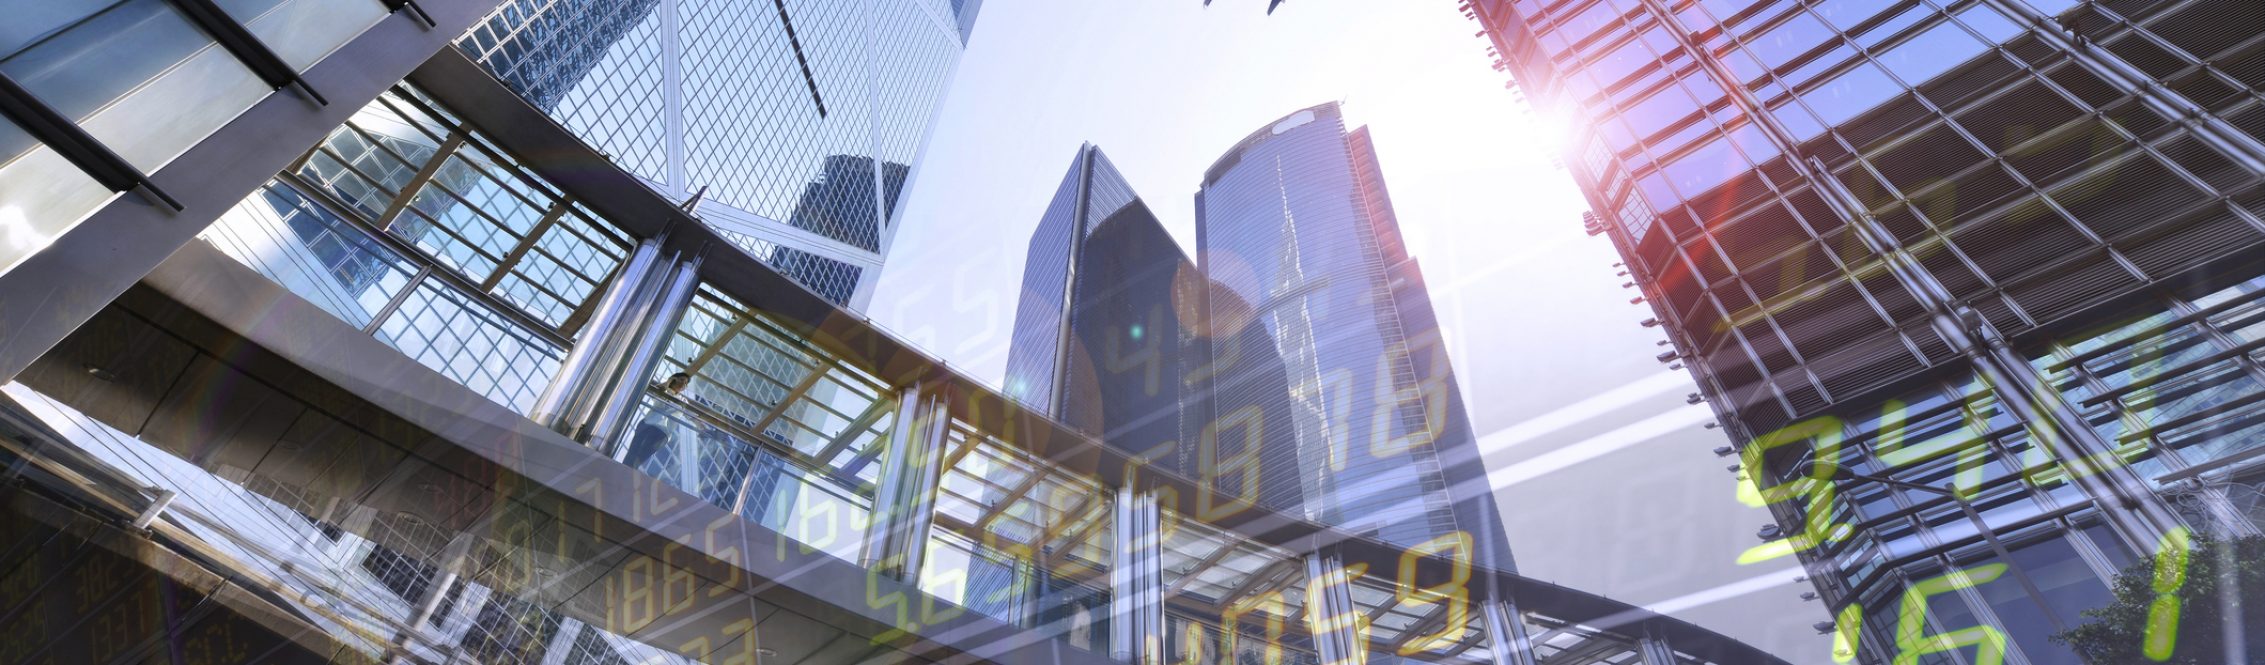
[1590,38,1656,87]
[1772,97,1829,141]
[1856,6,1932,47]
[1958,5,2026,44]
[1623,84,1702,139]
[1801,62,1901,127]
[1745,12,1836,69]
[1556,0,1626,44]
[1878,19,1988,83]
[1814,0,1898,31]
[2022,0,2080,17]
[1661,135,1750,199]
[1638,171,1681,209]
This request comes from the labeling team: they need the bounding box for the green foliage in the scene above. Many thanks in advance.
[2053,534,2265,664]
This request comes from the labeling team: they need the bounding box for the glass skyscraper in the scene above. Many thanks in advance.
[457,0,983,309]
[1006,145,1306,515]
[1005,145,1142,417]
[1474,0,2265,662]
[1195,103,1513,571]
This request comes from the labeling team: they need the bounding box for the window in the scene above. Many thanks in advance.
[1957,4,2025,44]
[1638,170,1682,209]
[1744,12,1837,69]
[1814,0,1898,31]
[1800,61,1901,128]
[1660,135,1750,200]
[1623,83,1703,139]
[1555,0,1626,45]
[1589,38,1657,88]
[1877,19,1988,84]
[2021,0,2079,17]
[1971,536,2115,665]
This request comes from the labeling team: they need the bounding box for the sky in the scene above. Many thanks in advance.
[871,0,1827,659]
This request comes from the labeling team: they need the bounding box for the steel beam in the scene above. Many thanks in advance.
[1636,628,1678,665]
[860,382,950,580]
[586,255,703,448]
[1111,485,1164,664]
[1305,552,1367,665]
[1483,598,1538,665]
[529,239,662,436]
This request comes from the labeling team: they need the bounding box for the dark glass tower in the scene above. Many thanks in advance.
[1004,145,1142,419]
[1195,103,1512,570]
[1005,145,1305,513]
[1475,0,2265,662]
[458,0,983,309]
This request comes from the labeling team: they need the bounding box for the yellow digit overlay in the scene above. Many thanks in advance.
[1176,621,1209,665]
[1370,336,1448,459]
[1394,532,1472,655]
[1736,416,1851,564]
[867,552,916,643]
[1222,590,1288,665]
[1869,400,1988,498]
[1305,562,1373,665]
[1199,406,1265,522]
[2144,527,2193,661]
[1893,564,2009,665]
[1831,602,1863,663]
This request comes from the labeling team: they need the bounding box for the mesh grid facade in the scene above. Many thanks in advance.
[459,0,980,309]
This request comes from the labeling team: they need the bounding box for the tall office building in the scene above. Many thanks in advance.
[457,0,983,309]
[1473,0,2265,662]
[457,0,665,111]
[1195,103,1513,570]
[1006,145,1139,417]
[1006,145,1305,515]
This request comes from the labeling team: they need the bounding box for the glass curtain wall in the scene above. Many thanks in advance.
[1481,0,2265,661]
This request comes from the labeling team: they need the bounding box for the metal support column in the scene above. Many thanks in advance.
[1481,597,1538,665]
[1110,485,1164,665]
[585,256,702,449]
[531,239,663,435]
[1305,552,1367,665]
[1636,627,1677,665]
[860,382,949,580]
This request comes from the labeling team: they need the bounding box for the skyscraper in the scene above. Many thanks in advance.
[1006,145,1304,514]
[1473,0,2265,662]
[458,0,983,309]
[1195,103,1512,570]
[1006,146,1142,418]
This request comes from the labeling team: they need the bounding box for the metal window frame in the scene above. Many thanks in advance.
[274,171,575,349]
[0,74,182,211]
